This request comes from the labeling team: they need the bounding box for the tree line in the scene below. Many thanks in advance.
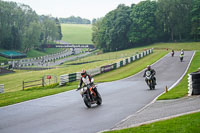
[0,0,62,53]
[92,0,200,52]
[59,16,91,24]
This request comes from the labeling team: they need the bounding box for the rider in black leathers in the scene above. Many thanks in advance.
[143,65,157,85]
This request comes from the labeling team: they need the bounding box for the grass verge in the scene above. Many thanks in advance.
[104,112,200,133]
[158,51,200,100]
[0,82,78,107]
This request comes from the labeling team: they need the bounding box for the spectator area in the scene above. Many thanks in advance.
[0,51,26,59]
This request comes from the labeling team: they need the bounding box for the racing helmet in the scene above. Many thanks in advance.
[147,65,151,70]
[81,70,87,77]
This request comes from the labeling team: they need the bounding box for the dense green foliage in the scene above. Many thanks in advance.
[59,16,91,24]
[92,4,132,52]
[92,0,200,52]
[0,0,62,53]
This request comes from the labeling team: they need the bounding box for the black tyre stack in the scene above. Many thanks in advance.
[190,72,200,95]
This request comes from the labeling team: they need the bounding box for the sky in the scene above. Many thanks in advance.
[5,0,142,20]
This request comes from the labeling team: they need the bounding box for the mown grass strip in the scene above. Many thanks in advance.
[104,112,200,133]
[158,51,200,100]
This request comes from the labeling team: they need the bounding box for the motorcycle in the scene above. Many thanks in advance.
[76,83,102,108]
[171,51,174,57]
[180,54,184,62]
[145,71,155,90]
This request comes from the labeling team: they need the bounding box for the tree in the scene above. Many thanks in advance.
[40,15,59,44]
[191,0,200,40]
[23,22,41,52]
[55,18,63,40]
[156,0,192,41]
[128,0,158,45]
[59,16,91,24]
[0,1,61,51]
[92,4,131,52]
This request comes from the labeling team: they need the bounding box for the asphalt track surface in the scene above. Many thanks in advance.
[0,51,194,133]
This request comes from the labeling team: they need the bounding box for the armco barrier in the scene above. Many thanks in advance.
[101,65,114,73]
[87,67,101,77]
[59,48,153,86]
[68,73,77,82]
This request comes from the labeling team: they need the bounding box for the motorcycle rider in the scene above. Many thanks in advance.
[78,70,97,100]
[180,49,184,61]
[180,49,184,55]
[143,65,157,85]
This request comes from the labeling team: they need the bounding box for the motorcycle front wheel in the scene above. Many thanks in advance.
[83,95,91,108]
[96,92,102,105]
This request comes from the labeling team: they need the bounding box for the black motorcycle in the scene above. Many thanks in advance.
[77,84,102,108]
[145,71,155,90]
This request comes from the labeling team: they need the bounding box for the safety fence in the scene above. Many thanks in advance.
[59,48,153,86]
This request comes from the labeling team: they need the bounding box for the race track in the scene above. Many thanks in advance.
[0,51,194,133]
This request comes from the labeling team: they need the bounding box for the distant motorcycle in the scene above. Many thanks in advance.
[145,71,155,90]
[171,51,174,57]
[76,84,102,108]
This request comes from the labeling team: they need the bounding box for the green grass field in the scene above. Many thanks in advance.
[105,112,200,133]
[61,24,93,44]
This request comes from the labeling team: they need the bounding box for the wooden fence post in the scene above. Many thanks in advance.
[22,81,24,90]
[42,77,44,87]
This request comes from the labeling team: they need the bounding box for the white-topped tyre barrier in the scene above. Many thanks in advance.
[0,84,4,93]
[188,72,200,96]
